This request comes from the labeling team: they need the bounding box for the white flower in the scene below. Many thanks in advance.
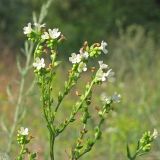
[48,28,61,39]
[152,129,158,139]
[41,32,49,40]
[105,69,115,82]
[100,92,111,104]
[96,69,107,82]
[69,53,81,64]
[96,67,115,82]
[98,61,108,69]
[33,57,45,70]
[101,92,121,104]
[78,62,87,72]
[23,23,33,35]
[100,41,108,54]
[112,92,121,103]
[19,127,29,136]
[79,50,89,59]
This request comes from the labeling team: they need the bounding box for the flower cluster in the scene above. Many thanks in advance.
[23,23,33,35]
[42,28,61,40]
[140,129,158,152]
[33,57,45,70]
[127,129,158,160]
[101,92,121,104]
[68,41,108,75]
[16,127,37,160]
[95,61,115,83]
[17,127,29,145]
[23,23,64,72]
[78,62,87,72]
[69,53,82,64]
[69,50,89,73]
[23,22,62,40]
[24,22,108,75]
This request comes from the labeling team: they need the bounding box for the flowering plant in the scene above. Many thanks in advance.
[22,22,121,160]
[13,1,158,158]
[127,129,158,160]
[19,19,159,160]
[16,127,36,160]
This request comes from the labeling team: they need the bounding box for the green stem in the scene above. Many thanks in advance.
[55,64,79,113]
[50,133,55,160]
[75,108,108,159]
[41,77,53,132]
[41,75,55,160]
[7,77,25,153]
[57,80,95,135]
[7,42,34,153]
[16,144,25,160]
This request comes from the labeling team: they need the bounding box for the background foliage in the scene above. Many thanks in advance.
[0,0,160,51]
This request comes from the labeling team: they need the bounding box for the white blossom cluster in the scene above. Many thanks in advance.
[42,28,61,40]
[23,23,62,71]
[95,61,115,82]
[18,127,29,136]
[33,57,45,70]
[69,50,89,64]
[23,22,61,40]
[101,92,121,104]
[27,22,109,76]
[69,50,89,73]
[68,41,108,73]
[23,23,33,35]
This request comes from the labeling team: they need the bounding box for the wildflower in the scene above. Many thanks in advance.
[78,62,87,72]
[112,92,121,103]
[69,53,81,64]
[98,61,108,69]
[100,92,121,104]
[41,32,49,40]
[80,49,89,59]
[23,23,33,35]
[33,57,45,70]
[96,69,107,82]
[48,28,61,39]
[105,69,115,82]
[96,68,114,82]
[152,129,158,139]
[100,93,112,104]
[100,41,108,54]
[19,127,29,136]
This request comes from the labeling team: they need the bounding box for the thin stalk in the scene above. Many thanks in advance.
[57,80,95,135]
[41,75,55,160]
[50,133,55,160]
[54,64,79,113]
[7,77,25,153]
[7,0,53,156]
[7,42,34,153]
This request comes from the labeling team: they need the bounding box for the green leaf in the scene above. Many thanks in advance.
[127,144,132,159]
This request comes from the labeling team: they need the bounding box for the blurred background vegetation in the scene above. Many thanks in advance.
[0,0,160,159]
[1,0,160,51]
